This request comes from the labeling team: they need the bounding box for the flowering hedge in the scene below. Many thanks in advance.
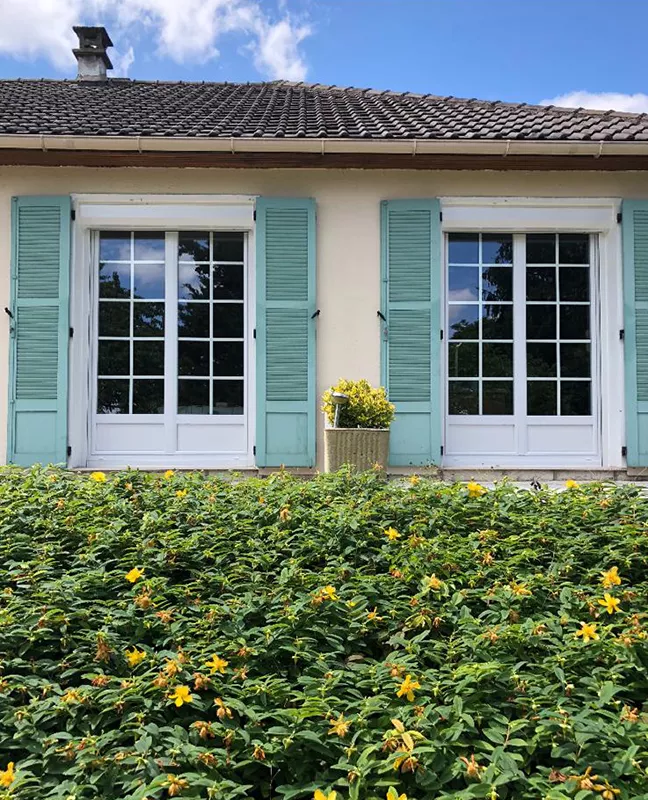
[1,468,648,800]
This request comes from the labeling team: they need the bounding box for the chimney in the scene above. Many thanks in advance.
[73,26,113,81]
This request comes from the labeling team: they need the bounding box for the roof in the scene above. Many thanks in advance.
[0,79,647,142]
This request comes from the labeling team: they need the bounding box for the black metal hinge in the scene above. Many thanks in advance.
[69,327,74,338]
[253,445,256,456]
[439,211,443,222]
[617,212,622,224]
[67,446,71,457]
[440,330,444,340]
[622,445,628,458]
[253,328,256,339]
[253,209,257,221]
[71,209,76,221]
[440,445,444,456]
[620,329,625,341]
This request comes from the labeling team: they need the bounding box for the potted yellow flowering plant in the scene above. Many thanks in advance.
[322,378,395,472]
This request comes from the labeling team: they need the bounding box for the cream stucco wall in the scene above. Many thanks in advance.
[1,165,648,469]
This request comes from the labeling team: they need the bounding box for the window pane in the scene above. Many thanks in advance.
[213,304,244,338]
[526,234,555,264]
[178,380,210,414]
[449,381,479,415]
[178,302,210,337]
[213,233,244,262]
[98,340,129,376]
[527,343,557,377]
[526,305,556,340]
[213,380,244,414]
[448,267,479,302]
[483,381,513,415]
[559,234,589,264]
[213,265,244,300]
[178,341,210,376]
[99,301,130,337]
[100,232,130,261]
[560,343,591,378]
[560,305,590,339]
[482,305,513,339]
[179,232,209,263]
[483,343,513,377]
[133,263,165,300]
[213,342,244,377]
[132,380,164,414]
[134,232,165,261]
[526,267,556,301]
[449,304,480,339]
[448,234,478,264]
[561,381,591,415]
[482,234,512,264]
[133,340,165,376]
[482,267,512,301]
[528,380,557,415]
[448,342,478,377]
[99,263,131,299]
[178,263,210,300]
[133,303,165,337]
[559,267,589,302]
[97,379,129,414]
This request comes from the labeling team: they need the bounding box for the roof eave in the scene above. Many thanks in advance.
[2,134,648,156]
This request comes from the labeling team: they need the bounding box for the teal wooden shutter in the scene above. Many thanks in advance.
[381,199,441,466]
[256,198,316,467]
[7,196,71,466]
[623,200,648,466]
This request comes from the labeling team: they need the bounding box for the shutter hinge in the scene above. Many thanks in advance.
[440,445,444,456]
[69,327,74,338]
[439,211,443,222]
[253,445,256,455]
[253,328,256,339]
[253,209,257,221]
[71,209,76,221]
[619,329,625,341]
[67,446,71,457]
[440,329,444,340]
[616,212,622,224]
[622,445,628,458]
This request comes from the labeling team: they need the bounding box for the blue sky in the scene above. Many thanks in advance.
[1,0,647,111]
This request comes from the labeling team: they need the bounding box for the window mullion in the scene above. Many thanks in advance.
[512,234,527,455]
[165,232,179,454]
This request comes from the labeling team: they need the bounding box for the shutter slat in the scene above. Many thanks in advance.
[8,197,70,465]
[256,198,316,467]
[381,200,441,466]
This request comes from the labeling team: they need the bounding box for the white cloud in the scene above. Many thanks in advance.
[0,0,311,79]
[540,91,648,114]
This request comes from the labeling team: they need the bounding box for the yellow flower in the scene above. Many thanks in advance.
[598,593,621,614]
[314,585,338,602]
[90,471,107,482]
[0,762,15,787]
[575,622,599,643]
[164,469,175,479]
[466,481,486,498]
[601,566,622,588]
[387,789,407,800]
[409,475,420,486]
[166,775,189,797]
[328,714,350,737]
[62,689,82,704]
[169,685,193,707]
[314,791,336,800]
[367,607,383,622]
[279,507,291,523]
[510,581,532,596]
[396,674,421,702]
[205,655,228,674]
[176,489,188,498]
[125,648,146,667]
[125,567,144,583]
[384,527,401,541]
[425,574,443,590]
[565,479,579,489]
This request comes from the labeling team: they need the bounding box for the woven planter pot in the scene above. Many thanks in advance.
[324,428,390,472]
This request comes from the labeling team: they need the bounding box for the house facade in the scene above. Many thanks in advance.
[1,28,648,475]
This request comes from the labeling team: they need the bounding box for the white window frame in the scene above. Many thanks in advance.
[68,194,257,469]
[440,197,624,470]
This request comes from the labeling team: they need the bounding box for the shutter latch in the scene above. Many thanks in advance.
[4,307,13,319]
[620,329,625,341]
[377,310,387,341]
[311,309,320,319]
